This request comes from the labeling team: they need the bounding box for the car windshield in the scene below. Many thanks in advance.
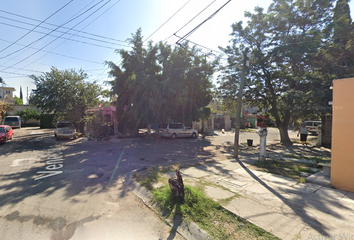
[5,117,18,122]
[57,123,73,128]
[0,127,5,133]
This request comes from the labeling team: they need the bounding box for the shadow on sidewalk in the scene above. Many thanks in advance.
[235,157,331,236]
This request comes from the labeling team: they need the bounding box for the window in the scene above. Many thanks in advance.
[5,90,10,94]
[169,124,183,129]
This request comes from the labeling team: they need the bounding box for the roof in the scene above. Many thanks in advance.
[0,81,15,89]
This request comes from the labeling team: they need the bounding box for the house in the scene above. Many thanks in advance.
[193,100,231,133]
[85,106,118,135]
[0,78,16,104]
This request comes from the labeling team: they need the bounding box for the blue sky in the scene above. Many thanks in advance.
[0,0,353,103]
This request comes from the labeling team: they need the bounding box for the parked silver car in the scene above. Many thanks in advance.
[157,123,198,139]
[54,121,77,140]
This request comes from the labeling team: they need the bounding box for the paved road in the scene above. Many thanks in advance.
[0,126,298,240]
[0,127,188,240]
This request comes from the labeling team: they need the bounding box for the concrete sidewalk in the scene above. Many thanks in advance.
[179,155,354,240]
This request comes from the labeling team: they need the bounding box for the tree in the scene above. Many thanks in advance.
[0,101,12,120]
[107,29,215,134]
[16,108,40,125]
[20,86,23,100]
[30,67,101,131]
[306,0,354,123]
[13,96,23,105]
[219,0,334,145]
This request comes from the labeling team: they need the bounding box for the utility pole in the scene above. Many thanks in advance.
[234,48,249,158]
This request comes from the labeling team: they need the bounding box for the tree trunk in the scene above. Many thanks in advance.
[278,125,292,146]
[147,123,151,135]
[201,119,205,134]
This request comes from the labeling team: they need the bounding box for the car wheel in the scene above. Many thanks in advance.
[171,133,177,140]
[191,132,197,138]
[3,138,6,144]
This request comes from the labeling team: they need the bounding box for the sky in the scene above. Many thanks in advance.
[1,0,353,104]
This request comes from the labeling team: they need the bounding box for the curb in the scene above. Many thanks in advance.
[122,169,213,240]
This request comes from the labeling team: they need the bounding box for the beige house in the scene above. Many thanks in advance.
[331,77,354,192]
[0,78,16,104]
[193,100,232,133]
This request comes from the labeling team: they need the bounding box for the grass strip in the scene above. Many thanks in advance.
[152,184,279,240]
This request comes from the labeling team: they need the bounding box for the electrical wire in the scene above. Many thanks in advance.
[0,21,127,49]
[0,0,74,53]
[18,0,124,73]
[0,9,127,44]
[143,0,191,43]
[0,0,105,61]
[162,0,216,42]
[175,0,216,36]
[176,0,232,45]
[0,16,129,47]
[1,0,114,72]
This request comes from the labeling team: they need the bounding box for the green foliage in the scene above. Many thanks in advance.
[107,29,215,133]
[0,101,12,119]
[40,114,55,129]
[218,0,335,144]
[30,67,101,127]
[16,108,40,125]
[13,96,23,105]
[152,184,278,240]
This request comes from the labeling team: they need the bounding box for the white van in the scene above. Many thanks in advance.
[304,121,321,134]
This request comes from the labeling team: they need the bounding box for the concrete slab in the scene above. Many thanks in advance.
[306,172,331,188]
[225,197,307,240]
[204,186,234,200]
[282,157,316,165]
[181,167,211,178]
[342,192,354,204]
[313,187,347,201]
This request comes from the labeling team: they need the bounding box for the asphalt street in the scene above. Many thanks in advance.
[0,127,296,240]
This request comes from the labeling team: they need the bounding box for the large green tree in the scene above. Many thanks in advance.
[30,67,101,130]
[107,29,215,134]
[219,0,334,145]
[307,0,354,122]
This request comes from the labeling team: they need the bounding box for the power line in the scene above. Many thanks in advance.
[0,15,129,47]
[0,21,127,50]
[1,0,114,72]
[0,37,103,65]
[176,0,232,45]
[174,34,224,55]
[175,0,216,36]
[18,0,124,73]
[162,0,216,42]
[143,0,191,43]
[0,9,128,44]
[0,0,74,53]
[0,0,105,61]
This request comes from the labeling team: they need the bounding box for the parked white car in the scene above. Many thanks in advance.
[157,123,198,139]
[54,121,78,140]
[304,121,321,135]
